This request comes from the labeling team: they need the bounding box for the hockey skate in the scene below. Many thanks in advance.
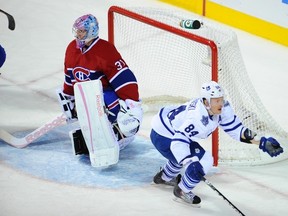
[153,169,178,186]
[173,175,201,206]
[70,129,89,155]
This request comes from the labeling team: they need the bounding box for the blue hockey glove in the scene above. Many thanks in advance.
[192,161,205,179]
[184,156,205,181]
[259,137,283,157]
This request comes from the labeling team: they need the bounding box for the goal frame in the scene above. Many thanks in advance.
[108,6,220,166]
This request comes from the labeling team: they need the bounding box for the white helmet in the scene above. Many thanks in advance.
[200,81,224,104]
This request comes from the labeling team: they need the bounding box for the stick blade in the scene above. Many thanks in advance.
[8,16,15,30]
[0,129,27,148]
[0,9,15,30]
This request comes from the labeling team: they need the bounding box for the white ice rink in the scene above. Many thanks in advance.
[0,0,288,216]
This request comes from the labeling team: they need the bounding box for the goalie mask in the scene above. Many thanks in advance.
[72,14,99,48]
[200,81,224,105]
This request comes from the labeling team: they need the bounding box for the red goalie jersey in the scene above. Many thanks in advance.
[63,37,139,102]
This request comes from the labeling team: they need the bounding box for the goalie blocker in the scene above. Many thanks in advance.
[72,80,142,168]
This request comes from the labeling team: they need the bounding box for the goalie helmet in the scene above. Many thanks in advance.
[200,81,224,104]
[72,14,99,48]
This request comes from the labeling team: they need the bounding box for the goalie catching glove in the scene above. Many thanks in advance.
[259,137,283,157]
[117,99,143,137]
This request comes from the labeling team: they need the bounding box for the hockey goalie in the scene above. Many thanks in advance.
[57,14,143,168]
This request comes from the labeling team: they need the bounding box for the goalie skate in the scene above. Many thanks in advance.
[70,129,89,155]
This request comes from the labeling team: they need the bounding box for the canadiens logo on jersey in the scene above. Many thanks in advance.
[72,67,91,82]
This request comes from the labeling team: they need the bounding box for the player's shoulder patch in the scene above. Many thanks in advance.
[187,98,199,111]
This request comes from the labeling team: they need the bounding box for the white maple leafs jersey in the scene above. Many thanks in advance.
[151,98,245,144]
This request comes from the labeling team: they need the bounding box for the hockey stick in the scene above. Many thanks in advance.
[0,113,67,148]
[202,177,246,216]
[0,9,15,30]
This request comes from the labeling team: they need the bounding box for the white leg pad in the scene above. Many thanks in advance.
[74,80,119,168]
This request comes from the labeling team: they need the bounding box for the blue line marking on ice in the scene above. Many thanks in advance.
[0,125,166,188]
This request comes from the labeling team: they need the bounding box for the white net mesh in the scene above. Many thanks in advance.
[109,7,288,166]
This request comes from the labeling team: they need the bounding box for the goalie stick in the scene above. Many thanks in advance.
[202,177,246,216]
[0,9,15,30]
[0,113,67,148]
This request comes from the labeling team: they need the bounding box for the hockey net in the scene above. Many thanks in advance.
[108,6,288,166]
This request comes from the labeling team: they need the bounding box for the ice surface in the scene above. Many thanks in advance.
[0,0,288,216]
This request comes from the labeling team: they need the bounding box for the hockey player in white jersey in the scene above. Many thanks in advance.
[150,81,283,206]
